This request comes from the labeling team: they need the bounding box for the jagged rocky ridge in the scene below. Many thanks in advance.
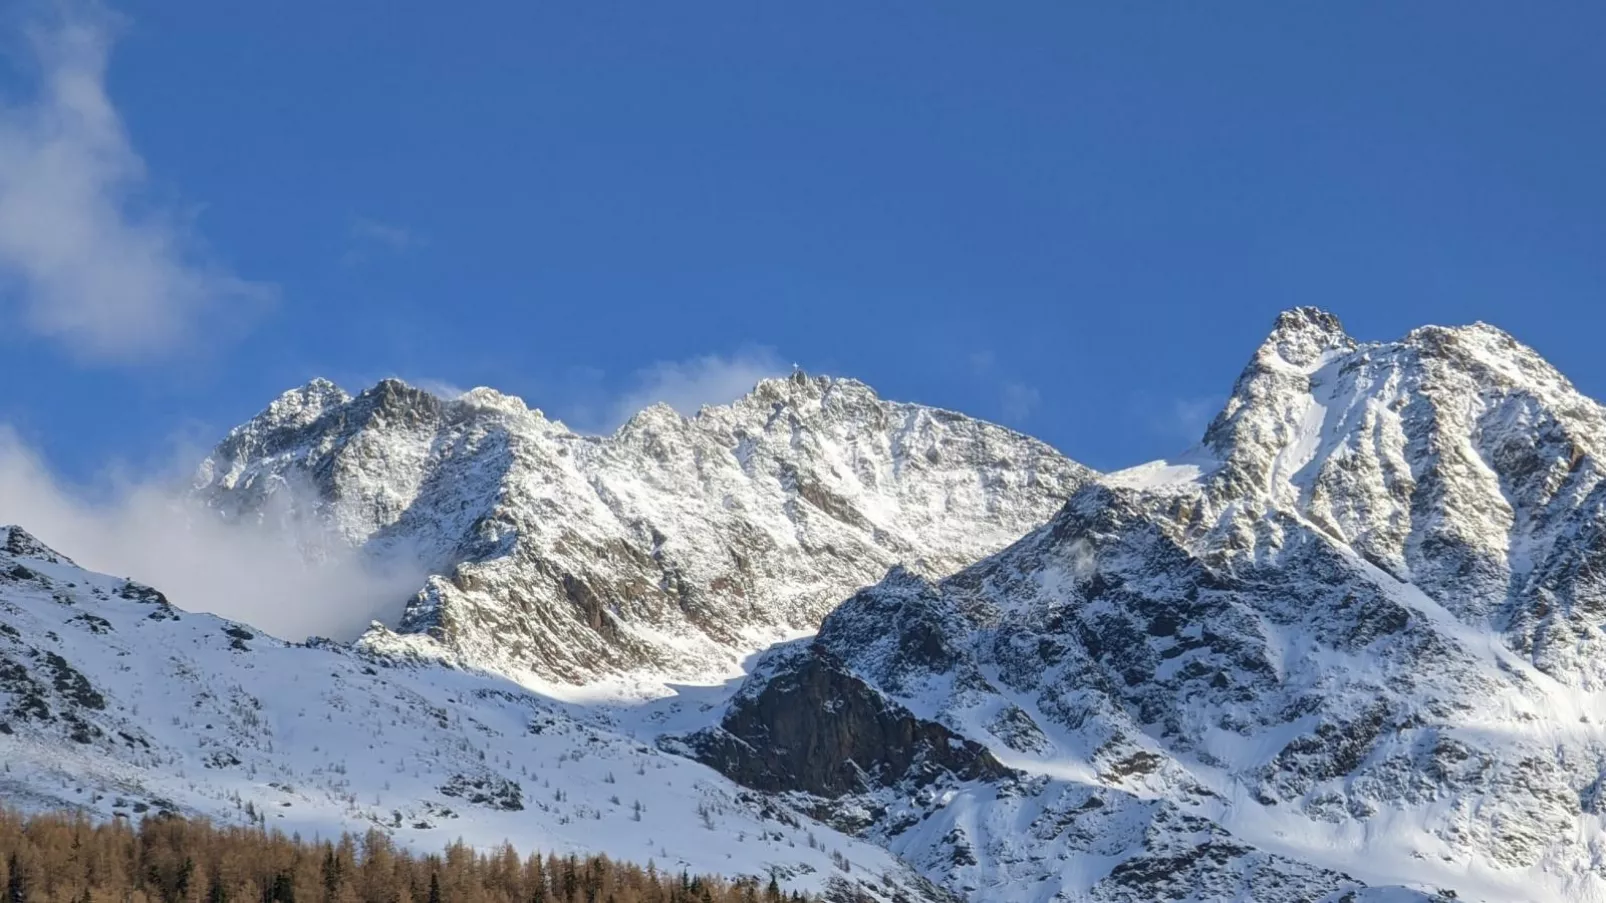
[195,373,1090,687]
[0,525,955,903]
[682,310,1606,902]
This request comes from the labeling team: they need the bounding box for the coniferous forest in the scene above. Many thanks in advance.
[0,809,811,903]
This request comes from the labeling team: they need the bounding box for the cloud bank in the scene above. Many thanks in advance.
[0,4,266,362]
[0,430,425,642]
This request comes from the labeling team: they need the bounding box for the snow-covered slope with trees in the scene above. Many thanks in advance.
[680,310,1606,902]
[0,526,951,902]
[195,373,1090,690]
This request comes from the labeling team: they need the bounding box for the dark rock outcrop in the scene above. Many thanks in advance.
[676,645,1011,798]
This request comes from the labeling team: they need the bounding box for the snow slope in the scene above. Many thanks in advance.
[0,526,952,903]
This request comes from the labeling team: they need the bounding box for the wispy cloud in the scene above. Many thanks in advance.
[550,348,788,433]
[0,427,425,642]
[969,350,1041,426]
[1167,396,1222,441]
[350,216,419,249]
[1131,393,1223,446]
[1000,382,1040,422]
[605,348,787,429]
[0,3,268,363]
[407,376,467,400]
[342,215,424,266]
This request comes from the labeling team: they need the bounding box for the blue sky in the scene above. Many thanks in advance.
[1,1,1603,484]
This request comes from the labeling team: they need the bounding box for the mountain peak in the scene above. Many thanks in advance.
[456,385,537,418]
[616,400,685,434]
[246,378,352,434]
[1402,320,1561,381]
[287,377,350,406]
[351,378,446,425]
[1199,309,1357,455]
[746,371,832,402]
[729,374,900,424]
[1259,307,1355,370]
[1,524,72,565]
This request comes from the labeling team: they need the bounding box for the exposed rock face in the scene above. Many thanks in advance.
[674,640,1011,799]
[3,525,72,565]
[196,373,1091,686]
[690,310,1606,902]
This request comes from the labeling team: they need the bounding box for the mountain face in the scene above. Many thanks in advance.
[1193,307,1606,683]
[7,309,1606,902]
[195,373,1090,688]
[681,310,1606,902]
[0,526,953,903]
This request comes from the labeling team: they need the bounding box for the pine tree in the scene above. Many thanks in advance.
[270,872,295,903]
[6,853,25,903]
[322,849,341,901]
[177,856,196,903]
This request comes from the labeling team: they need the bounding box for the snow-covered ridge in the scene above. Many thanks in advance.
[196,371,1093,690]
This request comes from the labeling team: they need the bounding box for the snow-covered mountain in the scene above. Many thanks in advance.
[7,308,1606,902]
[195,373,1090,690]
[682,309,1606,901]
[0,525,952,902]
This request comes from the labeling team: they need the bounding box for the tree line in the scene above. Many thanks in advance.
[1,808,811,903]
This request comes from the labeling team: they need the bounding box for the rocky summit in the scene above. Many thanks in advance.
[5,309,1606,902]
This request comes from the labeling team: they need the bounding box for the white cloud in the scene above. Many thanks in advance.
[602,348,788,431]
[407,376,468,400]
[0,4,266,362]
[0,428,426,642]
[1000,382,1040,423]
